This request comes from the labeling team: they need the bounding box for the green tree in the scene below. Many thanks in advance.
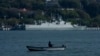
[59,0,81,8]
[7,18,20,26]
[60,9,79,21]
[92,15,100,27]
[86,3,100,17]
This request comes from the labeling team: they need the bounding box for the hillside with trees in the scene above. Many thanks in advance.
[0,0,100,27]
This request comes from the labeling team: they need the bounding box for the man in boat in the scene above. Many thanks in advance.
[62,44,66,47]
[48,41,53,47]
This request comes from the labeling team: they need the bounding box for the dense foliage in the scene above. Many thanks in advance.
[0,0,100,27]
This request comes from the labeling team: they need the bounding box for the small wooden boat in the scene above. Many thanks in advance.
[26,46,66,51]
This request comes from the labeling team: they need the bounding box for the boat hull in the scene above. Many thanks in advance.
[26,46,65,51]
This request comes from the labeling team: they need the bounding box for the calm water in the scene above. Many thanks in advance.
[0,30,100,56]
